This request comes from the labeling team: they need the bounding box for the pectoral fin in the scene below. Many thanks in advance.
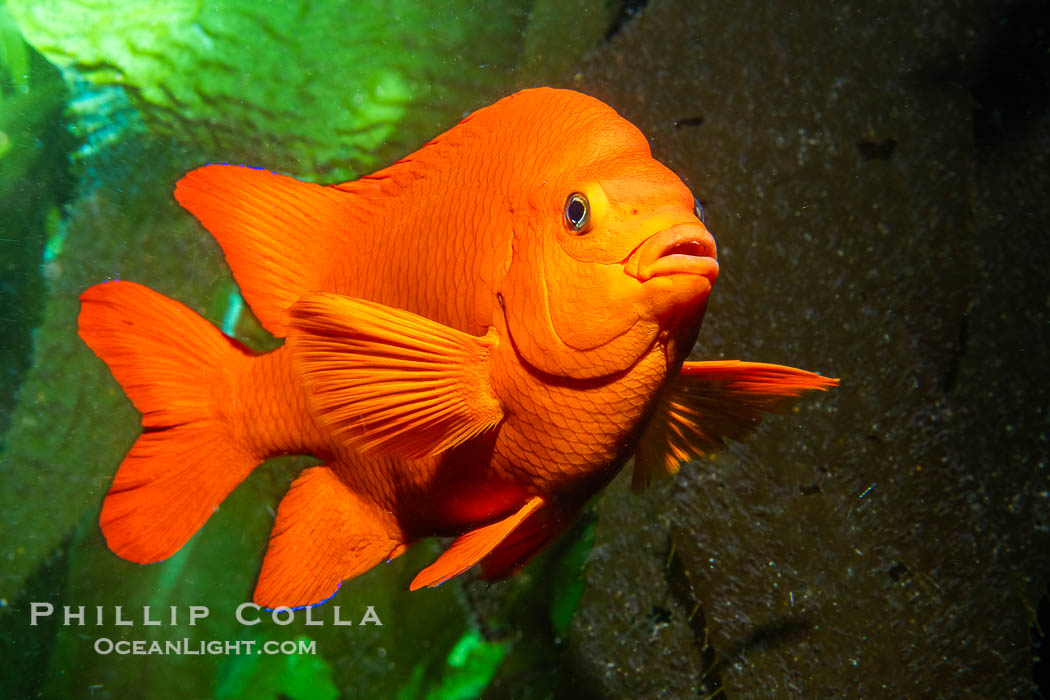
[633,361,838,492]
[285,293,504,459]
[410,496,545,590]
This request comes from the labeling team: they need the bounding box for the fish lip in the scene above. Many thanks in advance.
[626,223,719,283]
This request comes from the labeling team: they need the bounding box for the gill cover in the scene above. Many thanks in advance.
[499,211,660,380]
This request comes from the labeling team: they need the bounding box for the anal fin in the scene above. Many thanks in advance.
[410,497,544,590]
[254,466,401,608]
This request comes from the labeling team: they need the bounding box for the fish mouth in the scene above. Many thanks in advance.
[625,223,719,283]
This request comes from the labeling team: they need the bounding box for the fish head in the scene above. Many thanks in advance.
[497,90,718,379]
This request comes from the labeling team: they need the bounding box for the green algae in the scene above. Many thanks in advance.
[0,134,225,603]
[434,629,507,700]
[6,0,538,181]
[216,637,339,700]
[395,628,507,700]
[0,4,28,96]
[0,11,72,439]
[519,0,617,82]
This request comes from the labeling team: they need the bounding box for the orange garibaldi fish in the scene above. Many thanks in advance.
[78,88,837,608]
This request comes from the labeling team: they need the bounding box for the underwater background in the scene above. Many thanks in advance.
[1,0,1048,697]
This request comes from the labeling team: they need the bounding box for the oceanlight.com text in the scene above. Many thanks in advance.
[94,638,317,656]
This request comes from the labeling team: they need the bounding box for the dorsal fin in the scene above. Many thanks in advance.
[174,165,359,337]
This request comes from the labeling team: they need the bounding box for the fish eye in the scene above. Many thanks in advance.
[693,197,705,224]
[564,193,590,233]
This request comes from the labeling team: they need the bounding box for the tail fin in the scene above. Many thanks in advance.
[78,281,258,563]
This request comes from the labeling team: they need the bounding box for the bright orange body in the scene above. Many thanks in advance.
[79,88,836,607]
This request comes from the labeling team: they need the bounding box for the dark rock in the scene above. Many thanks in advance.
[565,1,1049,696]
